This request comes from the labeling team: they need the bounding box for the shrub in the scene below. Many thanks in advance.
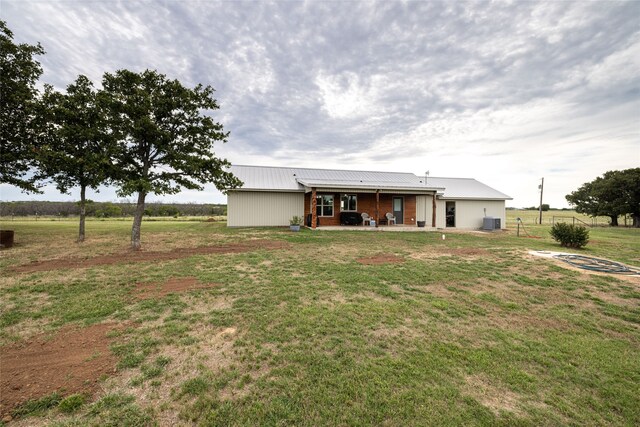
[550,223,589,248]
[95,203,123,218]
[289,215,303,226]
[158,205,180,217]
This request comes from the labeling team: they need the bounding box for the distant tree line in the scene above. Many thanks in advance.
[522,204,551,211]
[0,201,226,217]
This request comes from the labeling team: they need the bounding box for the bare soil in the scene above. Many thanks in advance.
[11,240,289,273]
[134,276,220,300]
[357,254,405,265]
[0,323,124,417]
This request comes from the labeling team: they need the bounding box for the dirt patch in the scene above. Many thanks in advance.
[357,254,405,265]
[12,240,289,274]
[446,248,490,256]
[134,277,220,300]
[0,323,124,417]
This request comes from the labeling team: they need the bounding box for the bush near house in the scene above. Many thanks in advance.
[550,223,589,248]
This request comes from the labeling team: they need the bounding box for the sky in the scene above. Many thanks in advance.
[1,0,639,208]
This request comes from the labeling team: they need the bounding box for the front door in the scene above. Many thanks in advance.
[393,197,404,224]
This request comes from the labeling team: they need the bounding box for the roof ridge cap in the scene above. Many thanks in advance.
[232,164,418,176]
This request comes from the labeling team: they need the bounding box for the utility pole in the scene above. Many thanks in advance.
[538,177,544,225]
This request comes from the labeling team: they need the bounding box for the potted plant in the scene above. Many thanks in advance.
[289,215,303,232]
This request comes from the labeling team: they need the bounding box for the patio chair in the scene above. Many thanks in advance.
[361,212,371,226]
[385,212,397,225]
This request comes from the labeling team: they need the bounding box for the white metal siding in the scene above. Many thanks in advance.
[416,195,433,224]
[416,196,448,228]
[436,200,446,229]
[227,191,304,227]
[445,200,506,229]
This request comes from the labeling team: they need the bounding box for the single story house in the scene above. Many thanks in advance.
[226,165,512,229]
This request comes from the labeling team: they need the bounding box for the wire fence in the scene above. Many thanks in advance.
[0,215,227,222]
[507,211,634,227]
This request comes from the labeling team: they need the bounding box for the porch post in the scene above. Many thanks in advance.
[375,190,380,228]
[432,193,437,227]
[311,187,317,229]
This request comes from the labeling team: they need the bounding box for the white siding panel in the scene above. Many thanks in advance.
[416,195,427,222]
[449,200,506,229]
[436,199,446,229]
[416,195,435,225]
[228,191,304,227]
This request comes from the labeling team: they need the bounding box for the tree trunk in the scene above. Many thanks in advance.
[610,215,619,227]
[78,185,86,243]
[632,214,640,228]
[131,192,146,250]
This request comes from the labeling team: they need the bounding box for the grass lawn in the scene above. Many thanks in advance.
[0,217,639,426]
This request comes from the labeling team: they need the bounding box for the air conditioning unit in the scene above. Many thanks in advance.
[483,217,501,231]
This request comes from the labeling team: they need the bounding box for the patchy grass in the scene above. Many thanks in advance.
[0,219,638,425]
[57,394,86,414]
[12,393,62,419]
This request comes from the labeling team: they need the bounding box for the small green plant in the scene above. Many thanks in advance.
[289,215,303,226]
[181,376,211,396]
[58,394,86,413]
[550,223,589,248]
[87,393,152,425]
[12,392,62,418]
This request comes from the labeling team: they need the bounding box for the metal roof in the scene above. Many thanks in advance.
[296,179,443,192]
[424,177,512,200]
[228,165,511,200]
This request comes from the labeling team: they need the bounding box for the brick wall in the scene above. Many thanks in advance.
[304,192,417,226]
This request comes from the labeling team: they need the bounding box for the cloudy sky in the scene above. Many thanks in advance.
[2,0,639,207]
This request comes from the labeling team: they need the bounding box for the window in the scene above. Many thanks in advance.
[316,195,334,217]
[340,194,357,211]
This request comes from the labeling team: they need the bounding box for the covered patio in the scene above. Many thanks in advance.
[299,179,444,229]
[313,224,438,232]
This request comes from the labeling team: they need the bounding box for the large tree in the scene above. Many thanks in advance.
[101,69,242,250]
[0,21,45,192]
[39,75,113,242]
[566,168,640,227]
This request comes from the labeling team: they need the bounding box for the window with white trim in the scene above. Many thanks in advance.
[340,194,357,211]
[316,195,334,217]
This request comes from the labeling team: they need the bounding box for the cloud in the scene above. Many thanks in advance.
[1,0,638,208]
